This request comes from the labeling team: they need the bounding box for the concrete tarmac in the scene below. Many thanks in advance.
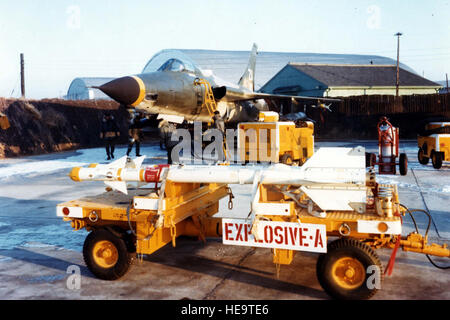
[0,141,449,300]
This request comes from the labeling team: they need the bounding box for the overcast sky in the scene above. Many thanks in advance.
[0,0,449,99]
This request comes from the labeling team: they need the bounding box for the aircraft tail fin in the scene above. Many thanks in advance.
[238,43,257,91]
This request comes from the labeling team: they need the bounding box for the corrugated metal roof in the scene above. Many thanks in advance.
[287,64,441,87]
[142,49,416,90]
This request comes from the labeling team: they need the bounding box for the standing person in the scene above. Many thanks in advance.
[212,111,225,135]
[212,111,226,161]
[158,119,169,150]
[100,112,120,160]
[160,120,178,164]
[126,112,144,157]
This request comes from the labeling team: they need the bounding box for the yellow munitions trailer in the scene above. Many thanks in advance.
[58,157,449,300]
[237,112,314,165]
[418,122,450,169]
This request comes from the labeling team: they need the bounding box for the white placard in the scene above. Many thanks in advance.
[222,219,326,253]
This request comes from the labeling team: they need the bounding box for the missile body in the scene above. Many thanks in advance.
[70,147,367,204]
[69,147,367,211]
[70,147,366,185]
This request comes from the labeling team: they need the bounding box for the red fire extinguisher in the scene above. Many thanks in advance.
[372,116,408,175]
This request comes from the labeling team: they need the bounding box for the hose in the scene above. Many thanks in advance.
[399,204,419,234]
[126,202,156,241]
[400,203,449,270]
[410,168,449,240]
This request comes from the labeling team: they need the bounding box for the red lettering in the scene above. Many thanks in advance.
[235,223,244,241]
[284,227,289,245]
[274,226,283,244]
[314,229,324,248]
[246,223,253,242]
[264,226,273,243]
[224,223,233,241]
[299,228,308,246]
[289,228,298,246]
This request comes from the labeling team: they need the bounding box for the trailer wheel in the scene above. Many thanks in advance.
[280,153,293,165]
[431,151,443,169]
[316,238,383,300]
[399,153,408,176]
[418,148,429,165]
[83,229,133,280]
[365,153,376,167]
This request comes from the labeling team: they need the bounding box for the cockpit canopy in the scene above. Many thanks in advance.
[157,58,187,72]
[142,50,197,74]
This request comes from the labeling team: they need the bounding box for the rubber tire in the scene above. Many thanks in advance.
[431,151,443,169]
[418,148,429,165]
[316,238,383,300]
[365,153,376,168]
[83,229,134,280]
[280,153,293,165]
[399,153,408,176]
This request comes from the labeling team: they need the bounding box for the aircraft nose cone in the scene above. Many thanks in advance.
[98,76,145,106]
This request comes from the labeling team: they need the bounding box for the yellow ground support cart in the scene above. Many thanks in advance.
[417,122,450,169]
[238,111,314,165]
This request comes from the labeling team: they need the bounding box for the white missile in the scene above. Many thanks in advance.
[69,156,148,194]
[70,147,368,211]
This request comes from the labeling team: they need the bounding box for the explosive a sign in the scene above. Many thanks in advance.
[222,219,327,253]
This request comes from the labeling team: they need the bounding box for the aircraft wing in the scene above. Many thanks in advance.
[220,86,340,103]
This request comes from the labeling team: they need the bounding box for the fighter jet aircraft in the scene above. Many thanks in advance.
[95,44,339,124]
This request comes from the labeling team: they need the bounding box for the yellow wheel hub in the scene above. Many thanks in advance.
[93,240,119,268]
[331,257,365,289]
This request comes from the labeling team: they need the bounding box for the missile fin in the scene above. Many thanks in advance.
[124,155,146,169]
[133,155,146,168]
[104,181,128,194]
[109,156,128,168]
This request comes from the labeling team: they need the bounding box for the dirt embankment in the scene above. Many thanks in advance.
[0,98,132,158]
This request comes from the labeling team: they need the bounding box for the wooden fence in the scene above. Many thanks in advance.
[335,93,449,117]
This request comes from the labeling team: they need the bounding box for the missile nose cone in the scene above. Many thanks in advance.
[97,76,145,106]
[69,167,82,181]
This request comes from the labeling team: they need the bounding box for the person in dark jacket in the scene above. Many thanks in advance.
[159,120,178,164]
[126,112,145,157]
[212,111,226,161]
[100,112,120,160]
[212,111,225,135]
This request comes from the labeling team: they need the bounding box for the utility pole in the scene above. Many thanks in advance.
[446,73,449,94]
[20,53,25,98]
[395,32,402,97]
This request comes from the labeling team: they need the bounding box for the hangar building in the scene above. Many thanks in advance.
[66,77,114,100]
[142,49,414,91]
[259,63,442,97]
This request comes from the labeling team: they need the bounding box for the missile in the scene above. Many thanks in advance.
[69,147,368,212]
[71,147,365,185]
[69,155,153,194]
